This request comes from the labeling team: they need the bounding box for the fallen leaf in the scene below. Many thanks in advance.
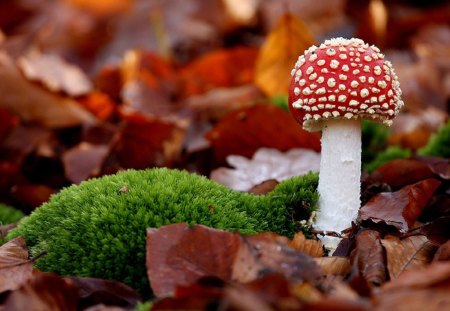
[17,49,93,97]
[0,236,33,293]
[0,107,18,144]
[62,142,110,183]
[10,184,55,208]
[254,13,314,97]
[146,224,321,297]
[3,272,78,311]
[247,179,279,195]
[381,235,437,280]
[350,230,386,287]
[112,112,186,169]
[359,179,441,232]
[78,92,116,121]
[371,159,436,189]
[179,47,258,97]
[289,231,323,257]
[433,240,450,261]
[211,147,320,191]
[406,216,450,245]
[0,51,95,128]
[313,257,351,276]
[414,155,450,180]
[206,104,321,164]
[66,277,141,309]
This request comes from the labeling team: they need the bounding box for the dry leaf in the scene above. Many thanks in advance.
[254,13,314,97]
[289,232,323,257]
[17,49,92,97]
[359,178,441,232]
[206,104,321,164]
[211,147,320,191]
[0,51,95,128]
[0,236,33,293]
[314,257,351,276]
[381,235,437,280]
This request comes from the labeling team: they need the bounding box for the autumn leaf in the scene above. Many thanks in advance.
[314,257,351,276]
[0,236,33,293]
[254,13,315,97]
[179,47,258,97]
[206,104,321,163]
[359,178,441,232]
[289,231,324,258]
[381,235,437,280]
[146,224,321,297]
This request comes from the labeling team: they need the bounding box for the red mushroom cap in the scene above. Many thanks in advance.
[289,38,403,132]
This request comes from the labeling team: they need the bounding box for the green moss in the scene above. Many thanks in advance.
[419,120,450,158]
[0,203,24,225]
[364,146,411,172]
[8,168,318,295]
[361,120,390,166]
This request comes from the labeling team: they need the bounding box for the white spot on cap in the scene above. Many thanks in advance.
[316,87,326,95]
[326,48,336,56]
[317,59,326,66]
[318,97,327,102]
[318,104,325,109]
[378,81,387,88]
[359,76,366,83]
[368,77,375,83]
[339,54,347,60]
[338,95,347,102]
[313,114,321,120]
[325,104,335,109]
[332,111,340,117]
[344,112,354,119]
[360,104,368,109]
[338,84,346,90]
[328,95,336,101]
[321,68,329,73]
[349,99,359,106]
[309,53,318,61]
[372,87,380,93]
[353,69,360,75]
[339,74,347,80]
[379,95,386,102]
[350,91,357,96]
[303,87,312,95]
[317,76,325,83]
[370,97,378,103]
[292,99,303,108]
[350,81,359,88]
[367,108,375,114]
[299,79,306,86]
[306,66,314,74]
[305,114,312,120]
[360,88,369,98]
[295,70,302,77]
[351,62,357,67]
[384,75,391,81]
[354,58,361,62]
[327,78,336,87]
[387,89,393,97]
[323,112,331,118]
[294,87,300,96]
[374,66,382,75]
[291,69,296,76]
[382,103,389,109]
[309,73,318,80]
[363,65,370,72]
[309,98,317,104]
[311,106,318,111]
[330,60,339,69]
[364,55,372,62]
[387,109,394,115]
[342,64,350,72]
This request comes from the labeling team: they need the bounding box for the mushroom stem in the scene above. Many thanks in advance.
[315,118,361,252]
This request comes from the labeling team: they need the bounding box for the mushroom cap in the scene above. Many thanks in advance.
[288,37,403,132]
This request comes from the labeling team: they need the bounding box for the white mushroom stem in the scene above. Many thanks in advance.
[315,118,361,253]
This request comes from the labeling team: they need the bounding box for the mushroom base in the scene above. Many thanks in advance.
[315,119,362,253]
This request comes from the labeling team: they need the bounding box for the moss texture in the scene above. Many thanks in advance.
[419,120,450,158]
[9,168,318,294]
[0,203,24,225]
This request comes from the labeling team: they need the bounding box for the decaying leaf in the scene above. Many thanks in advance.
[289,231,323,257]
[359,178,441,232]
[254,13,314,97]
[0,51,95,128]
[211,147,320,191]
[206,104,321,163]
[0,236,33,293]
[381,235,437,280]
[314,257,351,276]
[17,49,93,97]
[146,224,321,297]
[350,230,387,287]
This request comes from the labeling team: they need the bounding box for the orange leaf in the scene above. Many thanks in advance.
[178,47,258,97]
[206,104,321,163]
[254,13,314,97]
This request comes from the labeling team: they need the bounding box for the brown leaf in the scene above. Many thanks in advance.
[112,112,186,169]
[66,277,141,309]
[289,232,324,257]
[17,49,92,97]
[254,13,314,97]
[414,156,450,180]
[359,178,441,232]
[179,47,258,97]
[381,235,437,280]
[3,272,78,311]
[433,240,450,262]
[314,257,351,276]
[62,142,110,184]
[0,107,18,144]
[146,224,321,297]
[206,104,321,163]
[350,230,387,287]
[372,159,436,189]
[78,92,116,121]
[406,216,450,245]
[0,237,33,293]
[0,51,95,128]
[247,179,279,195]
[10,184,55,208]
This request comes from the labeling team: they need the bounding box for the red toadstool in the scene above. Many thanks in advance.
[288,38,403,252]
